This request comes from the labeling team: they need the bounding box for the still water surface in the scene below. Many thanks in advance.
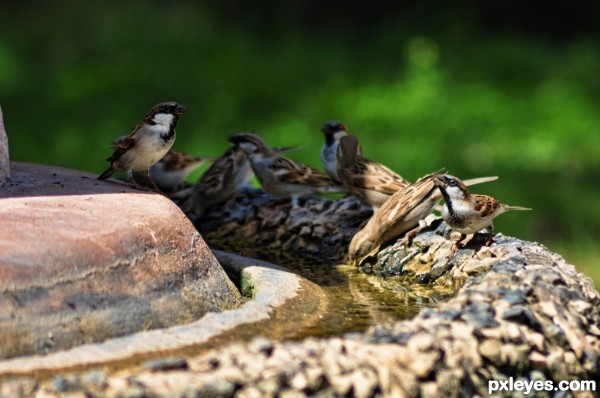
[280,261,455,339]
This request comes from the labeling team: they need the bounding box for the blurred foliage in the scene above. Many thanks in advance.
[1,1,599,284]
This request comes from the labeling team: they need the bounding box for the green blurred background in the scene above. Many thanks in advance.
[1,1,599,284]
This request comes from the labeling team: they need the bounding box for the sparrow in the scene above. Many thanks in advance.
[433,174,531,251]
[108,137,212,192]
[348,172,442,266]
[145,150,213,192]
[321,120,349,181]
[336,134,500,210]
[182,144,252,217]
[347,169,502,265]
[98,102,187,191]
[181,141,301,216]
[336,134,410,209]
[229,132,344,205]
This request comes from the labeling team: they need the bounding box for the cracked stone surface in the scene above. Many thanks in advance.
[0,162,242,359]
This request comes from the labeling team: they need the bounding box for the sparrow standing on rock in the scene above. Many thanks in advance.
[347,171,501,266]
[336,134,410,209]
[98,102,187,191]
[320,120,349,181]
[433,174,531,254]
[229,132,344,205]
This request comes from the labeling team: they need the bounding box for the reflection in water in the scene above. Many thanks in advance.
[281,261,455,340]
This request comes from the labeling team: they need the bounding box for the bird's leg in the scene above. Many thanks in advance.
[484,224,495,246]
[142,170,165,195]
[447,233,467,258]
[391,220,427,250]
[127,172,145,190]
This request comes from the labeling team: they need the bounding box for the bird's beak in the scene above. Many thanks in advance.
[432,174,446,187]
[227,135,240,145]
[175,105,187,115]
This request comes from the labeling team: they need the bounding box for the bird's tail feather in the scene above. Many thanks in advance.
[98,166,115,180]
[463,176,499,186]
[505,205,532,211]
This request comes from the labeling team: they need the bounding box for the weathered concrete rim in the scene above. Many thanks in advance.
[0,250,328,377]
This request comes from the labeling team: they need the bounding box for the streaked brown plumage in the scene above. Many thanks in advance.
[229,132,344,205]
[146,150,213,192]
[433,174,531,235]
[182,145,252,216]
[181,141,302,216]
[336,134,410,209]
[348,172,441,266]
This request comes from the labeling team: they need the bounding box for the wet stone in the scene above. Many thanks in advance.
[462,302,499,329]
[143,357,188,372]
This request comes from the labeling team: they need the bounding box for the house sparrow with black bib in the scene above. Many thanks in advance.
[321,120,349,181]
[433,174,531,255]
[347,170,501,266]
[98,102,187,191]
[229,132,344,205]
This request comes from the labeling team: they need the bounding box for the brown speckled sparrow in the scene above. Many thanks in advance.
[229,132,344,205]
[146,150,213,192]
[98,102,187,191]
[433,174,531,253]
[348,172,441,266]
[181,141,301,216]
[336,134,410,209]
[182,145,252,216]
[336,134,499,210]
[348,170,502,265]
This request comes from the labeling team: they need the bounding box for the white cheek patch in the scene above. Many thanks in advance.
[153,113,175,127]
[239,142,257,153]
[446,185,465,199]
[333,131,348,140]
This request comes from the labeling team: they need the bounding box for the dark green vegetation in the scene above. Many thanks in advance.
[1,1,599,283]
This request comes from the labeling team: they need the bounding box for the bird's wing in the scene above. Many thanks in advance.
[106,124,142,162]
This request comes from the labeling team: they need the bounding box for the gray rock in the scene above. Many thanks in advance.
[0,162,242,359]
[0,107,9,181]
